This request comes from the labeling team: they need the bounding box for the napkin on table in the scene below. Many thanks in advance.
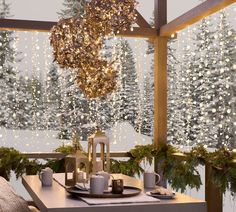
[79,193,160,205]
[53,173,160,205]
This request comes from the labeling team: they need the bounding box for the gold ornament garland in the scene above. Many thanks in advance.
[50,0,137,98]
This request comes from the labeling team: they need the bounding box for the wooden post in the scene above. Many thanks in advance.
[153,0,168,186]
[153,37,168,147]
[153,0,168,147]
[205,164,223,212]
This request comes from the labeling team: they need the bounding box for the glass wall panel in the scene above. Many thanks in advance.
[166,4,236,212]
[0,0,154,153]
[167,0,204,22]
[2,0,153,22]
[168,3,236,149]
[3,0,63,21]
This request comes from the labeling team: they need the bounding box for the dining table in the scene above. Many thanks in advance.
[22,173,207,212]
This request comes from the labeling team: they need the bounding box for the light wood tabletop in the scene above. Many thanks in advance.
[22,173,206,212]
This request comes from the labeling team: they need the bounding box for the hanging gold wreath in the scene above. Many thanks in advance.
[50,0,137,98]
[76,59,117,98]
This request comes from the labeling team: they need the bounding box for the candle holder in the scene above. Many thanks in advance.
[88,131,110,174]
[65,150,89,186]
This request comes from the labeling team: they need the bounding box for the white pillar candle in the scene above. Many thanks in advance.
[77,171,85,182]
[96,160,103,172]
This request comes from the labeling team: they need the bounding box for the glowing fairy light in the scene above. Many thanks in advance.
[43,33,52,135]
[12,33,21,140]
[133,38,144,136]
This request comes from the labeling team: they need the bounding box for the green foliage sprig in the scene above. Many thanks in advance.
[130,143,202,192]
[130,144,155,165]
[54,145,76,154]
[110,159,144,177]
[0,147,28,180]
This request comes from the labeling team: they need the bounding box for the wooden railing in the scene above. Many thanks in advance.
[22,151,235,212]
[22,152,129,159]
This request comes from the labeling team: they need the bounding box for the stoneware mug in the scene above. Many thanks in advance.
[143,171,161,189]
[90,175,105,195]
[39,167,53,186]
[112,179,124,194]
[96,171,111,191]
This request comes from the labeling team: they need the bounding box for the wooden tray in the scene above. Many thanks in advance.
[66,186,141,198]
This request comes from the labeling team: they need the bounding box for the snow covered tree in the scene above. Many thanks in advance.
[173,17,218,147]
[112,38,140,129]
[141,18,155,136]
[13,76,34,129]
[140,73,153,136]
[29,76,45,130]
[0,0,18,128]
[58,71,95,140]
[204,11,236,148]
[194,17,218,146]
[58,0,87,18]
[44,64,62,130]
[166,40,186,145]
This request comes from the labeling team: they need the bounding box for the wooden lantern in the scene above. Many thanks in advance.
[88,131,110,174]
[65,150,89,186]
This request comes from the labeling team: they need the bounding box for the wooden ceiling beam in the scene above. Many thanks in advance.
[160,0,236,37]
[135,9,151,28]
[154,0,167,29]
[117,27,157,38]
[0,19,55,32]
[0,18,157,38]
[1,0,235,38]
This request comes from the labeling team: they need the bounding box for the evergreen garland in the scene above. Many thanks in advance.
[0,145,236,195]
[130,144,202,192]
[120,144,236,193]
[207,148,236,194]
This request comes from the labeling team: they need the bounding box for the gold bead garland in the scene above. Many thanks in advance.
[50,0,137,98]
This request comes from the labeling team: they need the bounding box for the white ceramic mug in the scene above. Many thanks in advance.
[39,167,53,186]
[90,175,105,194]
[96,171,111,191]
[143,171,160,189]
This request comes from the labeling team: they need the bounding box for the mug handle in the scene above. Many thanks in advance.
[154,172,161,184]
